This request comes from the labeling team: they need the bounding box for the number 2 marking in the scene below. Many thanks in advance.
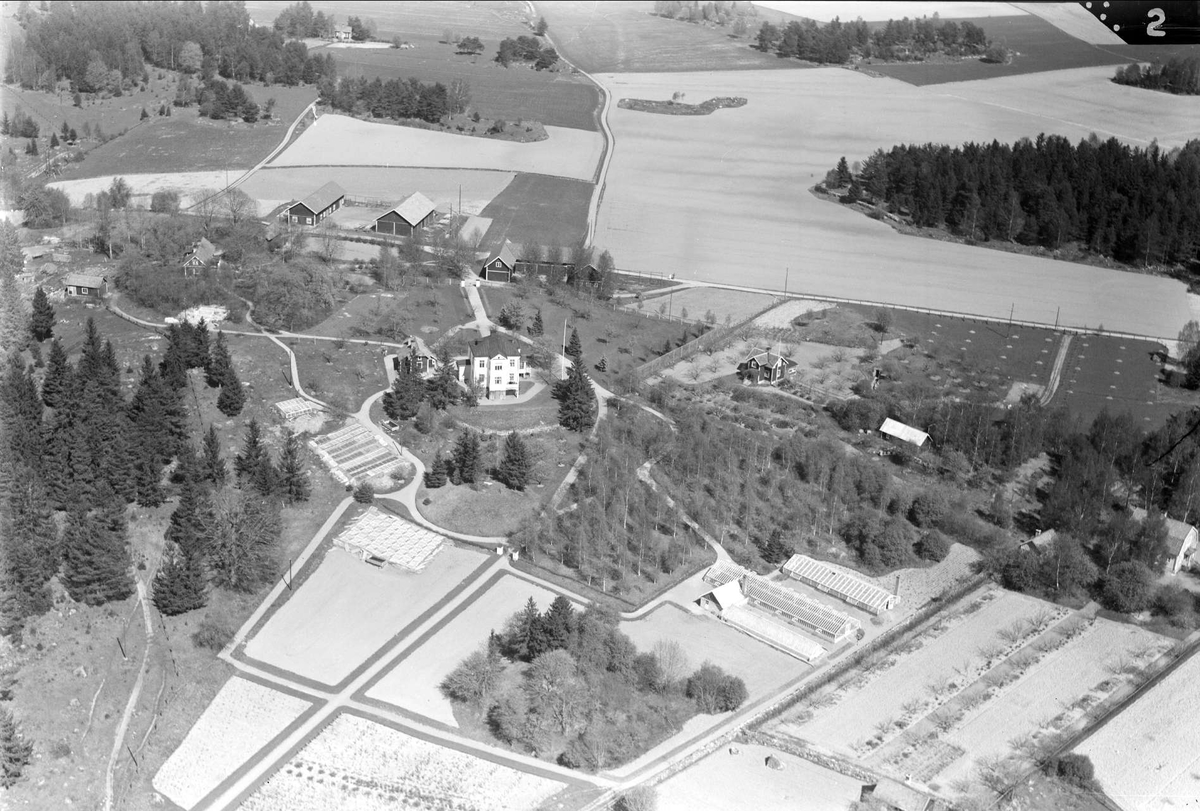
[1147,8,1166,37]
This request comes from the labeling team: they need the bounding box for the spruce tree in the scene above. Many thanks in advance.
[529,310,544,337]
[566,327,582,362]
[425,363,461,411]
[133,454,164,507]
[557,358,596,433]
[217,361,246,417]
[61,493,134,606]
[29,287,54,342]
[423,452,448,488]
[235,419,267,481]
[201,424,227,487]
[451,429,482,484]
[251,454,279,498]
[41,337,70,408]
[383,363,426,421]
[205,330,233,388]
[3,476,58,624]
[277,427,309,503]
[0,706,33,788]
[152,546,207,615]
[596,355,607,372]
[130,356,173,468]
[497,431,532,490]
[0,272,28,356]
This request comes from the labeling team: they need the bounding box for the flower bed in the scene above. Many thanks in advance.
[154,677,311,809]
[239,714,565,811]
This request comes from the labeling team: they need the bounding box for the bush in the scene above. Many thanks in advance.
[616,786,658,811]
[685,662,747,713]
[1101,561,1155,613]
[353,482,375,504]
[915,530,951,562]
[1045,753,1095,788]
[1152,585,1194,625]
[909,488,950,528]
[191,614,235,651]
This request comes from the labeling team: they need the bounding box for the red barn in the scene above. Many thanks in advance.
[374,192,437,237]
[64,273,107,299]
[284,181,345,226]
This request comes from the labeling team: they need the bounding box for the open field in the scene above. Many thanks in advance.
[364,574,575,725]
[1054,334,1182,430]
[49,171,234,208]
[629,286,777,326]
[54,84,316,180]
[299,283,472,345]
[536,1,811,74]
[242,545,487,686]
[620,604,807,699]
[153,677,311,809]
[321,46,599,132]
[240,166,515,216]
[656,742,864,811]
[591,67,1197,339]
[0,72,179,142]
[269,114,602,182]
[239,712,570,811]
[478,173,593,250]
[1077,648,1200,811]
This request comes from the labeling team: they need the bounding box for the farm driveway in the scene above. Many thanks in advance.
[591,68,1195,339]
[269,114,603,182]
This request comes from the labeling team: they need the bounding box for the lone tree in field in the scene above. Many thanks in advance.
[535,16,548,35]
[30,287,54,342]
[529,309,544,337]
[556,358,595,433]
[497,431,533,490]
[0,706,34,787]
[383,363,425,421]
[565,327,582,363]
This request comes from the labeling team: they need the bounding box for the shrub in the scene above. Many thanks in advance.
[1152,585,1194,625]
[616,786,658,811]
[685,662,747,713]
[915,530,951,562]
[909,488,950,528]
[191,614,235,651]
[1101,561,1155,613]
[353,482,375,504]
[1045,753,1095,788]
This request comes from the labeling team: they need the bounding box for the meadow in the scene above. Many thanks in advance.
[589,67,1196,339]
[478,173,593,250]
[268,114,602,182]
[1054,334,1179,430]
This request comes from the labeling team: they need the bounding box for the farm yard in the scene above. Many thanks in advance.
[536,1,810,74]
[241,544,488,686]
[478,173,593,251]
[591,67,1197,339]
[655,743,864,811]
[238,712,572,811]
[267,114,603,182]
[362,573,575,726]
[152,677,312,809]
[240,166,515,217]
[1077,649,1200,811]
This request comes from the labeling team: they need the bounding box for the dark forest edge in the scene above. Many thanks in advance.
[818,135,1200,277]
[1112,56,1200,95]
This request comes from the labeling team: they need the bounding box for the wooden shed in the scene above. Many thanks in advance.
[374,192,437,237]
[64,273,107,299]
[284,181,345,226]
[480,241,517,282]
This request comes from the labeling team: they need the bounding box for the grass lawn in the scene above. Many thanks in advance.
[299,282,473,345]
[480,284,696,389]
[630,286,776,327]
[286,336,390,413]
[448,384,561,432]
[478,173,593,252]
[536,1,814,74]
[53,83,316,180]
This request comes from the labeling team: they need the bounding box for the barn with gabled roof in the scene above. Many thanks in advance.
[480,241,517,282]
[284,181,345,226]
[374,192,437,237]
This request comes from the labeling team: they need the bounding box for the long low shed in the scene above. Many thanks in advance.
[782,554,899,614]
[742,575,860,644]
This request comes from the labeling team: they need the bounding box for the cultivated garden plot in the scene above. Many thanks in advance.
[656,743,863,811]
[364,575,573,727]
[774,587,1059,755]
[1054,334,1174,430]
[591,67,1193,338]
[238,713,567,811]
[269,115,603,182]
[620,604,807,700]
[627,287,778,327]
[239,165,515,216]
[153,677,311,809]
[242,546,486,686]
[1078,648,1200,811]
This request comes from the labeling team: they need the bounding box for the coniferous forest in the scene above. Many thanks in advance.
[831,134,1200,266]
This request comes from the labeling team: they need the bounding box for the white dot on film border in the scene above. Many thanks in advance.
[1085,1,1091,6]
[1103,1,1110,6]
[1100,13,1106,19]
[1114,23,1120,31]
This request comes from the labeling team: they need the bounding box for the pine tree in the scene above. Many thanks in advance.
[353,481,375,503]
[0,706,33,788]
[40,338,70,408]
[235,419,267,481]
[425,363,461,411]
[529,310,544,337]
[596,355,607,372]
[130,356,173,468]
[566,327,582,363]
[217,361,246,417]
[61,491,134,606]
[133,454,164,507]
[152,545,207,615]
[251,454,279,498]
[383,363,426,421]
[423,452,448,488]
[29,287,54,342]
[49,131,59,149]
[276,428,309,503]
[201,424,227,487]
[0,272,28,356]
[497,431,532,490]
[2,475,58,624]
[557,359,596,433]
[183,320,211,369]
[158,330,188,390]
[205,330,233,388]
[451,429,482,484]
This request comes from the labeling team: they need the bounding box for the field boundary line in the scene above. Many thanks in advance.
[1040,333,1073,406]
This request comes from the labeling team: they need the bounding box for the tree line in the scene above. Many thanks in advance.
[495,36,559,70]
[440,596,746,771]
[318,75,462,124]
[830,134,1200,266]
[652,1,756,36]
[8,1,334,91]
[1113,56,1200,95]
[756,14,992,64]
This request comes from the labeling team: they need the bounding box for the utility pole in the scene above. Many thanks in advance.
[1007,303,1014,339]
[784,266,790,296]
